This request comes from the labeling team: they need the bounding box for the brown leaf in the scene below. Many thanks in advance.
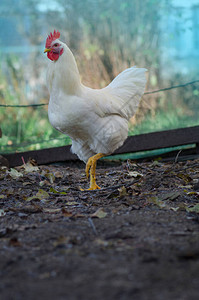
[54,171,63,178]
[23,162,39,173]
[61,207,73,217]
[46,172,55,184]
[9,237,21,247]
[43,208,61,214]
[22,182,32,186]
[91,208,107,219]
[187,191,199,197]
[0,209,6,217]
[26,189,50,201]
[7,168,23,179]
[159,191,181,201]
[148,196,166,209]
[177,173,192,184]
[118,186,128,197]
[128,171,143,178]
[186,204,199,214]
[65,201,80,206]
[39,180,51,187]
[53,236,69,247]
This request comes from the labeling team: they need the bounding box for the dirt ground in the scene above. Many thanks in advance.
[0,158,199,300]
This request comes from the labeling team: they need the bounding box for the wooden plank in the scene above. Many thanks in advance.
[3,145,78,167]
[3,126,199,167]
[114,125,199,154]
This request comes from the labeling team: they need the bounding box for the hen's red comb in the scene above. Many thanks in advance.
[45,30,60,48]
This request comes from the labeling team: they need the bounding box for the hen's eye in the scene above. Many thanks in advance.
[54,43,58,47]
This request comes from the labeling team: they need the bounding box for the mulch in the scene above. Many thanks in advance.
[0,158,199,300]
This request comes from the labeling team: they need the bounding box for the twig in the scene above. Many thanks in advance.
[83,178,140,194]
[174,150,182,163]
[21,156,26,165]
[88,217,98,235]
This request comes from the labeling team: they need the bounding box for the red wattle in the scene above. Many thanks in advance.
[47,48,63,61]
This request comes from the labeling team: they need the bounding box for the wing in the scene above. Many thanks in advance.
[83,66,147,120]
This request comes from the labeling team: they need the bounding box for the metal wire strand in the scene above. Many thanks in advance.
[0,79,199,108]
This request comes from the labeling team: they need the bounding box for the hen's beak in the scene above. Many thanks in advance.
[44,48,51,53]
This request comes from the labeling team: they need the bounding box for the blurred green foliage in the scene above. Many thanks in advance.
[0,56,70,153]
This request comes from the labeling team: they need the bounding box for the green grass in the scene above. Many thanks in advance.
[1,99,199,154]
[0,56,71,154]
[130,106,199,136]
[0,106,71,154]
[1,56,199,155]
[1,104,198,155]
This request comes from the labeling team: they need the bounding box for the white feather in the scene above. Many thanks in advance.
[47,42,147,163]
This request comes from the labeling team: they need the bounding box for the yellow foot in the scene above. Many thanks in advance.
[85,153,105,191]
[85,153,104,178]
[87,182,101,191]
[80,183,101,191]
[85,156,94,179]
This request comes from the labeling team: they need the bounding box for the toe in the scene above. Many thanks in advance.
[87,183,101,190]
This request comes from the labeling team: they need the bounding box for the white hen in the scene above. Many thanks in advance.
[44,30,147,190]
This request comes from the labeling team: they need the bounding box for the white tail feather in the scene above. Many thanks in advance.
[105,66,147,119]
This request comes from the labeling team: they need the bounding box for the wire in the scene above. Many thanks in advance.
[0,103,47,108]
[1,79,199,150]
[144,79,199,95]
[0,79,199,108]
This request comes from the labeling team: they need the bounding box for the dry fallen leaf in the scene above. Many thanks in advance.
[94,238,110,247]
[54,171,63,178]
[9,237,21,247]
[187,191,199,197]
[0,209,6,217]
[61,207,73,217]
[159,191,181,201]
[43,208,61,213]
[170,207,179,212]
[177,173,192,184]
[67,202,79,206]
[26,189,50,201]
[22,182,32,186]
[186,204,199,214]
[7,168,23,179]
[46,173,55,184]
[53,236,69,247]
[23,162,39,173]
[41,170,55,183]
[39,180,51,187]
[50,187,67,195]
[118,186,128,197]
[91,208,107,219]
[148,196,167,209]
[128,171,143,178]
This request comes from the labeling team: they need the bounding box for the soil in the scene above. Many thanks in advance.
[0,158,199,300]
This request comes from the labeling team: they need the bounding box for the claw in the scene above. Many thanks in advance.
[87,183,101,190]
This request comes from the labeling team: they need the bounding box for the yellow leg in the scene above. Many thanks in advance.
[85,153,104,190]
